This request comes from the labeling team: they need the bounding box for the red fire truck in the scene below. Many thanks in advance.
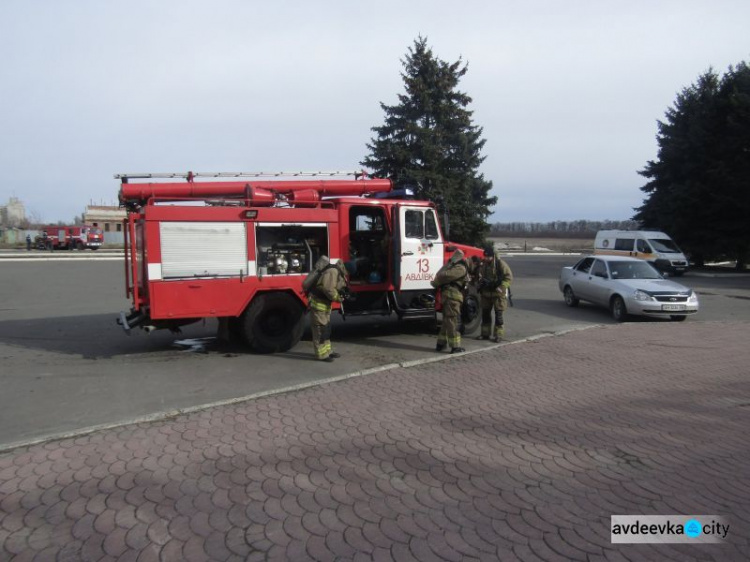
[116,171,483,352]
[36,225,103,251]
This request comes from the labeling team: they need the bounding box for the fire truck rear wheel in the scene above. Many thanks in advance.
[241,293,305,353]
[224,317,244,345]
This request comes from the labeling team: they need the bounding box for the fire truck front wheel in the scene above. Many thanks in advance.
[241,293,305,353]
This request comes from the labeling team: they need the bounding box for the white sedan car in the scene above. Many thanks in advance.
[559,255,699,322]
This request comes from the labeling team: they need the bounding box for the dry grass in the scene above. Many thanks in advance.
[489,236,594,253]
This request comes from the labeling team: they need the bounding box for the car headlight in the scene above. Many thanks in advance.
[687,291,698,303]
[633,290,652,301]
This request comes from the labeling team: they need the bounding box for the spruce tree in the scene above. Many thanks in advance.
[635,62,750,269]
[361,37,496,246]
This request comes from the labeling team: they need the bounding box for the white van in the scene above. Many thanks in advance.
[593,230,689,276]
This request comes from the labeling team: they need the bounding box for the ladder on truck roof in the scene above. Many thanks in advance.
[114,170,370,182]
[117,171,393,208]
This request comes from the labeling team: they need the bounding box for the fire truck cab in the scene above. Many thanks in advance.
[117,171,482,353]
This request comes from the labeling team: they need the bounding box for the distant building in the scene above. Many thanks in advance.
[83,205,126,233]
[83,205,126,245]
[0,197,26,227]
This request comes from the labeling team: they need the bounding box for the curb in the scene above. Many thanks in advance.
[689,271,750,278]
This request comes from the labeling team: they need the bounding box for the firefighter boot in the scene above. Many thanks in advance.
[329,352,341,359]
[490,327,504,343]
[451,347,466,354]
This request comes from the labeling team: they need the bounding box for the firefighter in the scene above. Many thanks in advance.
[477,245,513,342]
[431,249,469,353]
[308,260,349,362]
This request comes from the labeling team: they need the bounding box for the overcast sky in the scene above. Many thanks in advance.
[1,1,748,224]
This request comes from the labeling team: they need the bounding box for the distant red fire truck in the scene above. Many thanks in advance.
[116,171,483,353]
[35,225,103,251]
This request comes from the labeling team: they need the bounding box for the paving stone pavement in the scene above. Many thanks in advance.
[1,321,749,561]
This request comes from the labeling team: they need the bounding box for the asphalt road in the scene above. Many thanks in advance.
[1,255,749,449]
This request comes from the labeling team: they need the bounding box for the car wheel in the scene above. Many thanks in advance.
[670,315,687,322]
[611,296,628,322]
[563,286,579,307]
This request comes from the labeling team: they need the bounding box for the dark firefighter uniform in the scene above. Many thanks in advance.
[308,261,348,362]
[477,246,513,342]
[431,249,469,353]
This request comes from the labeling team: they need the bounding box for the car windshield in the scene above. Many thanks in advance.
[648,238,680,253]
[608,261,661,280]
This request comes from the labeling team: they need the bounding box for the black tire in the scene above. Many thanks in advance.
[241,293,305,353]
[459,285,481,336]
[226,317,245,344]
[563,286,579,307]
[670,315,687,322]
[611,295,628,322]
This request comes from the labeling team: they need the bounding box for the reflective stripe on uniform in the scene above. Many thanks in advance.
[309,297,331,313]
[315,342,331,359]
